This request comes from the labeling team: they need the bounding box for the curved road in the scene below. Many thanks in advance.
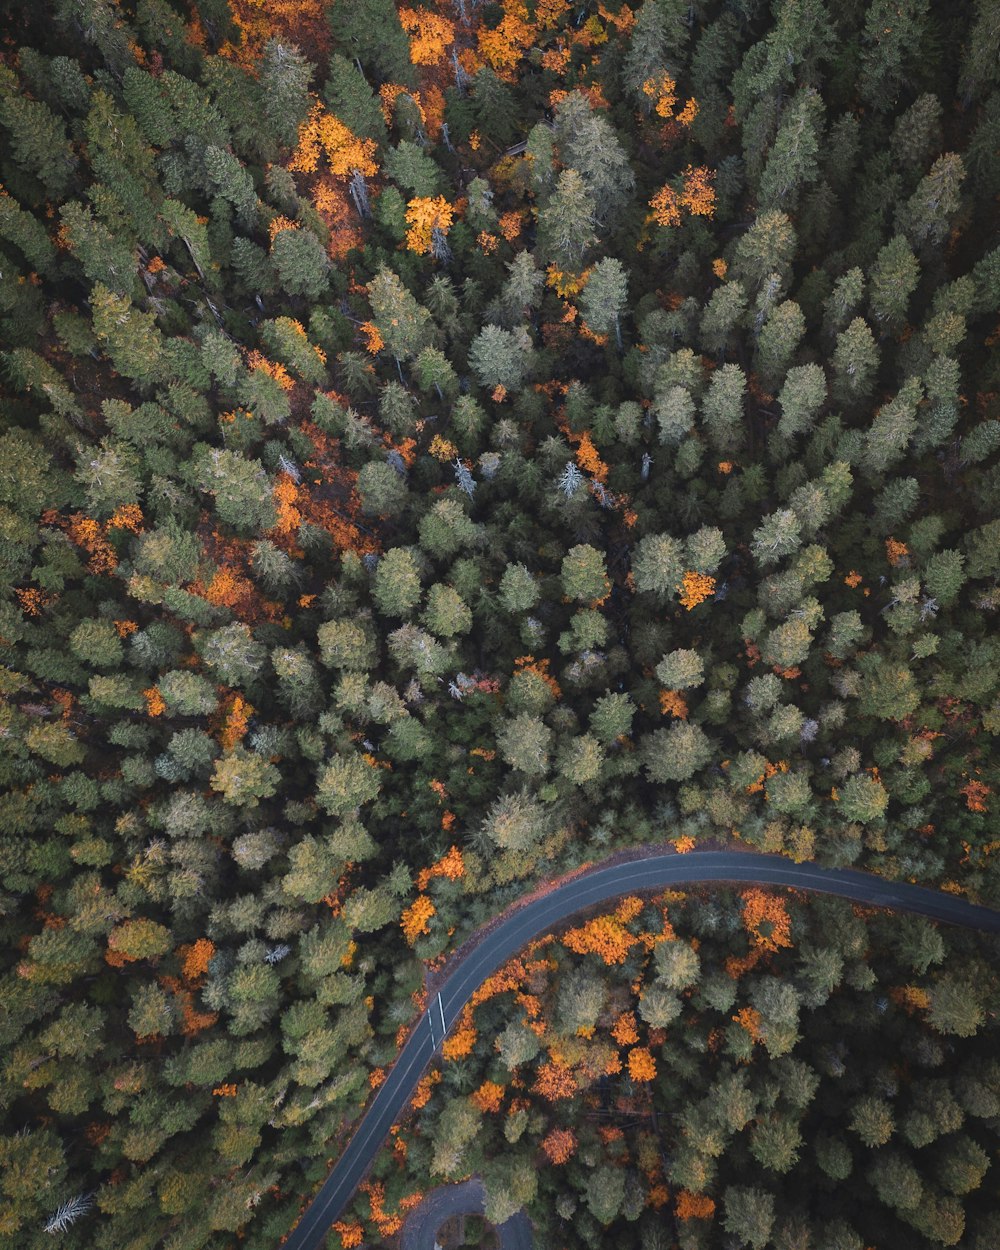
[399,1179,532,1250]
[281,850,1000,1250]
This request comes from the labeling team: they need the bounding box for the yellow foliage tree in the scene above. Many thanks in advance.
[289,101,378,177]
[404,196,455,255]
[399,7,455,64]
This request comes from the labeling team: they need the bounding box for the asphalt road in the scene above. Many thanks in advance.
[399,1178,532,1250]
[280,849,1000,1250]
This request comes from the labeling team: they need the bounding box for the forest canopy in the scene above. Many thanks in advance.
[1,0,999,1247]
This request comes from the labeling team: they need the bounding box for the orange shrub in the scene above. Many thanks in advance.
[411,1070,441,1110]
[442,1007,477,1060]
[416,845,466,891]
[333,1222,364,1249]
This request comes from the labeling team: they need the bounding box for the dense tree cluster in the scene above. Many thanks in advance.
[367,889,1000,1250]
[0,0,998,1247]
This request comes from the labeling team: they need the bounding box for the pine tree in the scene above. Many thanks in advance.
[468,324,534,393]
[831,317,880,408]
[372,547,423,618]
[90,284,165,386]
[271,227,330,299]
[757,88,824,213]
[896,153,966,249]
[537,169,597,272]
[327,0,415,85]
[858,0,930,113]
[580,257,628,350]
[323,54,386,143]
[0,70,78,199]
[776,364,826,442]
[700,281,748,356]
[756,301,805,388]
[868,235,920,330]
[367,266,434,368]
[553,93,635,227]
[722,1186,776,1250]
[732,211,797,293]
[861,377,924,475]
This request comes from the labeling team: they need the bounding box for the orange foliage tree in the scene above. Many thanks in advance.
[561,897,645,965]
[541,1126,577,1164]
[678,571,716,610]
[218,694,253,751]
[401,895,436,945]
[680,166,716,217]
[178,938,215,982]
[649,184,681,227]
[67,514,117,575]
[732,1005,765,1042]
[289,102,379,177]
[741,888,793,953]
[628,1046,656,1082]
[399,7,455,64]
[961,779,991,812]
[533,1058,577,1101]
[676,1191,716,1219]
[478,0,535,75]
[107,504,144,532]
[416,845,465,891]
[442,1006,477,1060]
[641,72,677,118]
[659,689,689,718]
[471,1081,505,1113]
[208,0,328,66]
[611,1011,639,1046]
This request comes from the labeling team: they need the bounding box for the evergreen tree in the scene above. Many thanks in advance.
[537,169,597,272]
[553,93,635,228]
[323,54,387,143]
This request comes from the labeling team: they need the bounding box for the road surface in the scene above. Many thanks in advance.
[399,1179,532,1250]
[280,849,1000,1250]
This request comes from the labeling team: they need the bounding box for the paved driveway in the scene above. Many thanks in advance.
[399,1179,533,1250]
